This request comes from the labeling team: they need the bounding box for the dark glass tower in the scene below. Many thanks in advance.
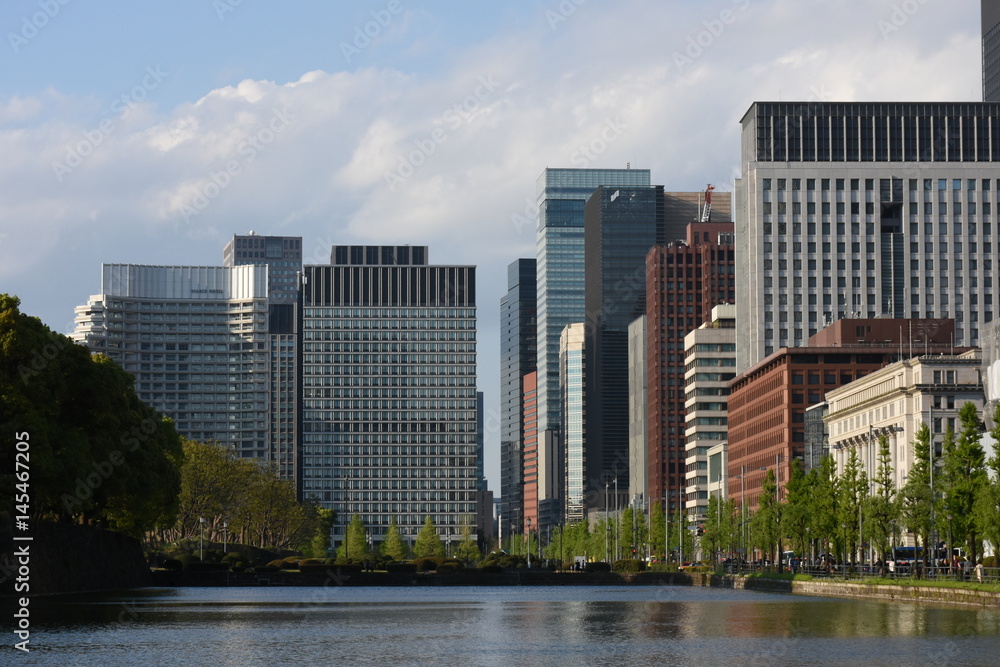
[499,258,536,539]
[985,1,1000,102]
[583,185,672,512]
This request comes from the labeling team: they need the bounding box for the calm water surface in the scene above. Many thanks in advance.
[14,585,1000,666]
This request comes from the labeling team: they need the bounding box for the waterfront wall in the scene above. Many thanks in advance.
[1,520,152,597]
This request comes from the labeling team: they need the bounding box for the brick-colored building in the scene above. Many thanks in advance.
[645,222,736,514]
[727,318,955,509]
[522,371,538,534]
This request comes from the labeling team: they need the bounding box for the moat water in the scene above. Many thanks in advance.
[14,585,1000,665]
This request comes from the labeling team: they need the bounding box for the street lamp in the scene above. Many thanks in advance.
[223,520,229,554]
[527,518,532,568]
[199,516,205,561]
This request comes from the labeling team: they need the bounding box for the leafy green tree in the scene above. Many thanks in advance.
[752,469,780,566]
[974,404,1000,560]
[304,508,337,558]
[781,458,811,562]
[900,422,933,573]
[414,516,445,557]
[807,456,839,564]
[863,435,898,572]
[837,448,868,566]
[1,294,183,537]
[701,494,722,563]
[649,501,666,561]
[336,513,368,560]
[380,516,409,561]
[940,402,988,563]
[454,521,481,564]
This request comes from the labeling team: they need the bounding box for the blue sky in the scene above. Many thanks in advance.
[0,0,982,491]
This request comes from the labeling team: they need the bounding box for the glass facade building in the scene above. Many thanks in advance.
[985,1,1000,102]
[300,246,479,547]
[583,184,667,512]
[499,258,536,537]
[223,233,302,302]
[559,322,586,524]
[737,102,1000,372]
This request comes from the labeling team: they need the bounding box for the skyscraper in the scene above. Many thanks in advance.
[645,222,736,515]
[300,245,478,547]
[736,102,1000,374]
[583,184,668,511]
[73,264,272,458]
[223,233,302,302]
[985,1,1000,101]
[534,167,651,499]
[560,322,586,524]
[499,258,536,538]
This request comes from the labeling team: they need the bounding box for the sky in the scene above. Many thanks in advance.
[0,0,983,493]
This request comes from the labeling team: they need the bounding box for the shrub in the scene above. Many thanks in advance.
[298,558,323,567]
[412,558,439,572]
[982,556,997,568]
[386,562,417,574]
[585,562,612,573]
[480,564,503,574]
[175,553,200,572]
[267,559,287,569]
[612,559,647,573]
[222,552,244,566]
[438,561,465,573]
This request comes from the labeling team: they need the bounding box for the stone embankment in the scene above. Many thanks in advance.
[712,573,1000,608]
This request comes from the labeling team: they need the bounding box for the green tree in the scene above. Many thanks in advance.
[0,294,182,537]
[974,404,1000,560]
[752,469,781,567]
[649,501,666,562]
[304,508,337,558]
[701,494,722,563]
[807,456,839,564]
[454,521,481,564]
[414,516,445,558]
[781,458,811,562]
[940,402,988,564]
[863,435,898,573]
[837,448,868,567]
[380,516,409,561]
[336,513,368,560]
[900,422,933,573]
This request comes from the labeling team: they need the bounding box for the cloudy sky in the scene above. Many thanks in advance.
[0,0,982,490]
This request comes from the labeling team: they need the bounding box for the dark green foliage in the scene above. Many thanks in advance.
[585,562,612,573]
[385,561,417,573]
[612,559,646,573]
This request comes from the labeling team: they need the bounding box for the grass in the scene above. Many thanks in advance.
[738,571,1000,592]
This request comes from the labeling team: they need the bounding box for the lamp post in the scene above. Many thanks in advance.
[223,520,229,554]
[841,523,847,577]
[199,516,205,561]
[527,518,532,568]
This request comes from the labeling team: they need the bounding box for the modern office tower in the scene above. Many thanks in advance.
[825,349,983,493]
[300,245,478,548]
[628,315,647,510]
[985,1,1000,102]
[645,222,736,516]
[560,322,586,524]
[682,304,736,526]
[521,372,539,535]
[73,264,271,458]
[803,402,829,472]
[535,167,652,492]
[727,318,955,509]
[499,258,536,539]
[224,233,304,484]
[583,184,671,514]
[223,233,302,302]
[735,102,1000,374]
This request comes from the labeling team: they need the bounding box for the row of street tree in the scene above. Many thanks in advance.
[511,401,1000,570]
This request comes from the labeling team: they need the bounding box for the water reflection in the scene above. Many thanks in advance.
[17,586,1000,666]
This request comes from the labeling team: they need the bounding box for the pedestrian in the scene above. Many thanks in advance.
[975,560,984,584]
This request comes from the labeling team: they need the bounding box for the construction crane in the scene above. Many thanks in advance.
[700,184,715,223]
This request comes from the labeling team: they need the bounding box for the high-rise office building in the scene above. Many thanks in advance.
[559,322,586,524]
[499,258,536,538]
[73,264,272,458]
[645,222,736,515]
[521,371,539,533]
[682,304,736,525]
[223,233,303,483]
[736,102,1000,374]
[300,245,478,548]
[985,1,1000,102]
[223,233,302,302]
[534,168,652,500]
[583,184,670,512]
[627,315,647,510]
